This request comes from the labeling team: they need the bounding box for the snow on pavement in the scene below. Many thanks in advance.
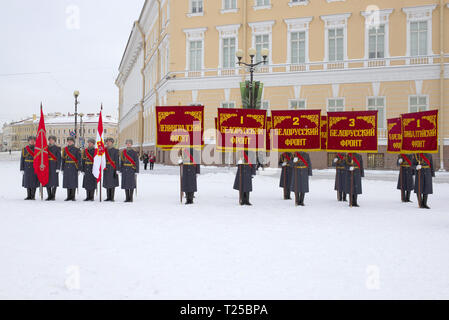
[0,155,449,299]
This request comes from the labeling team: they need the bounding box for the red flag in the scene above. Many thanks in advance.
[93,108,106,183]
[34,104,49,186]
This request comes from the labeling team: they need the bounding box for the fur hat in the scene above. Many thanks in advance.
[67,137,75,143]
[87,138,96,144]
[125,139,133,145]
[48,135,57,141]
[27,136,36,141]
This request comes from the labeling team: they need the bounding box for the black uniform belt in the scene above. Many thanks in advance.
[124,164,135,167]
[400,164,411,167]
[420,165,430,169]
[25,159,33,163]
[183,163,196,166]
[49,159,56,162]
[294,166,307,169]
[66,160,76,164]
[336,166,345,169]
[85,161,93,165]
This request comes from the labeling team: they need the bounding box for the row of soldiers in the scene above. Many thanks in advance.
[21,136,139,202]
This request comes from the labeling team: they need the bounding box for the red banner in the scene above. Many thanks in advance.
[387,118,402,154]
[270,110,321,151]
[401,110,438,153]
[34,106,49,186]
[327,111,378,152]
[320,116,327,151]
[156,106,204,149]
[266,116,272,151]
[217,108,267,151]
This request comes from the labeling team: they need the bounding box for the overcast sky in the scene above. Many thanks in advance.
[0,0,144,126]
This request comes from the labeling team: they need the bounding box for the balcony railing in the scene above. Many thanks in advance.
[170,54,447,79]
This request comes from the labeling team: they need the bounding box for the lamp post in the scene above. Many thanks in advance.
[79,113,84,148]
[73,90,79,146]
[236,47,269,109]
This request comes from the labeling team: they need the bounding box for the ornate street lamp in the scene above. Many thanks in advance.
[236,47,269,109]
[79,113,84,148]
[73,90,80,146]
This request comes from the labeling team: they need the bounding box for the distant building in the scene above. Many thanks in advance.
[2,113,118,150]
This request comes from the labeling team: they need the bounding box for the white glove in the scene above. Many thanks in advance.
[178,158,183,165]
[349,166,355,171]
[398,158,403,164]
[56,170,60,174]
[333,158,338,163]
[238,159,243,165]
[416,165,422,170]
[293,157,298,163]
[282,162,287,167]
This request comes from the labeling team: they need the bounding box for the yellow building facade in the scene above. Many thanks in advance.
[116,0,449,169]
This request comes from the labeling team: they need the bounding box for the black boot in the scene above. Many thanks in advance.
[124,190,130,202]
[46,187,52,201]
[239,191,244,206]
[245,192,252,206]
[110,188,115,202]
[30,188,36,200]
[25,188,31,200]
[295,192,300,206]
[84,190,90,201]
[284,188,291,200]
[299,193,305,206]
[129,189,134,203]
[343,193,347,202]
[65,189,71,201]
[401,189,406,202]
[406,191,412,203]
[422,194,430,209]
[71,189,76,201]
[337,192,342,202]
[51,187,57,201]
[186,192,194,205]
[352,194,359,207]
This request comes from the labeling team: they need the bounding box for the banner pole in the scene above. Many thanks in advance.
[100,178,102,202]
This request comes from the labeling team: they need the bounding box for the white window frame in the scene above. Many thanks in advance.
[402,5,436,63]
[289,99,307,110]
[216,24,240,75]
[221,0,238,13]
[285,17,312,70]
[327,98,345,112]
[249,20,275,71]
[408,95,429,113]
[221,101,236,108]
[183,27,207,76]
[361,8,393,66]
[320,13,351,69]
[288,0,309,7]
[188,0,204,17]
[254,0,271,10]
[366,96,386,129]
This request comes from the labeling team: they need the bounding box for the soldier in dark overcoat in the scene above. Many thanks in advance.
[20,136,40,200]
[344,153,364,207]
[233,150,256,206]
[82,138,97,201]
[120,139,139,202]
[178,147,201,205]
[103,137,119,201]
[413,153,435,209]
[290,151,312,206]
[62,137,81,201]
[279,152,293,200]
[45,136,61,201]
[332,153,347,202]
[397,154,415,203]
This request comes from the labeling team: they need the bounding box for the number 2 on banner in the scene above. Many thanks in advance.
[293,117,300,126]
[349,119,355,127]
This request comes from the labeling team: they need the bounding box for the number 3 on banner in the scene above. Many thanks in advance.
[349,118,355,127]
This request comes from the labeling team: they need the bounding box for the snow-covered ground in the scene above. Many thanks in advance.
[1,151,449,299]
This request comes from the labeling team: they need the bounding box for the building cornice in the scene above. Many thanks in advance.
[402,5,437,21]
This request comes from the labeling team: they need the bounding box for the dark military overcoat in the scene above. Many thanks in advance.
[290,152,312,193]
[103,147,120,188]
[233,163,256,192]
[82,147,97,191]
[46,144,61,188]
[279,152,293,189]
[397,154,415,191]
[62,145,81,189]
[413,153,435,195]
[120,148,139,189]
[344,153,364,195]
[20,145,40,188]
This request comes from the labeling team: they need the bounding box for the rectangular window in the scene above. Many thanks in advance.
[410,21,427,56]
[221,102,236,108]
[256,0,270,6]
[328,98,344,112]
[261,100,270,110]
[409,95,428,113]
[255,34,269,63]
[289,99,306,110]
[328,28,344,61]
[367,97,385,129]
[368,25,385,59]
[367,153,385,169]
[224,0,236,9]
[191,0,203,13]
[327,152,337,167]
[291,31,306,64]
[189,40,202,71]
[222,37,236,69]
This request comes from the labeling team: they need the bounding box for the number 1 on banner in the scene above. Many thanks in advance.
[241,116,244,124]
[417,119,421,128]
